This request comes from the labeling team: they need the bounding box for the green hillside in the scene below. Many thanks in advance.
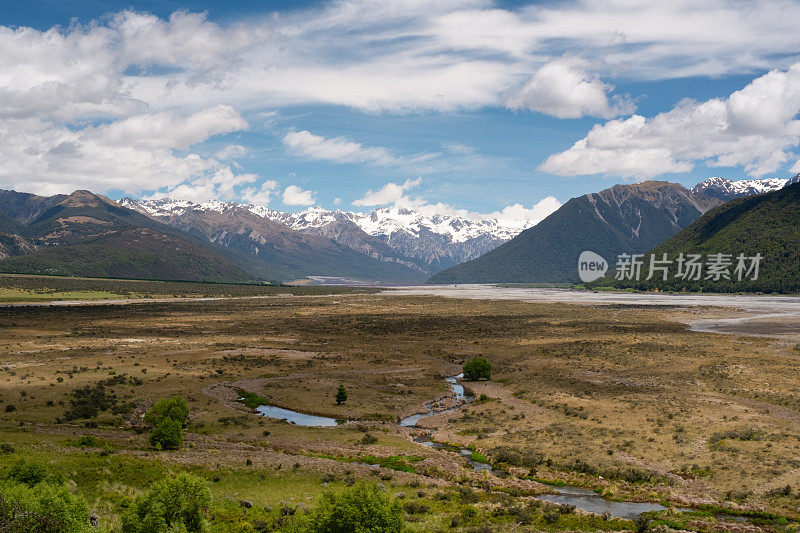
[0,228,252,282]
[603,182,800,293]
[429,182,718,284]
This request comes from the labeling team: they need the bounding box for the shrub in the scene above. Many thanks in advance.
[306,482,403,533]
[149,417,183,450]
[463,358,491,381]
[121,472,210,533]
[335,384,348,406]
[0,480,91,532]
[6,459,63,487]
[360,433,378,445]
[491,446,523,467]
[4,405,16,413]
[144,396,189,428]
[63,382,116,421]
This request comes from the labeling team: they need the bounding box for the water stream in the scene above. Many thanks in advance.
[254,404,342,426]
[250,373,683,520]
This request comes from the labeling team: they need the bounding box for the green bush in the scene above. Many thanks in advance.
[306,482,403,533]
[5,459,63,488]
[463,358,491,381]
[0,480,91,532]
[149,417,183,450]
[144,396,189,427]
[335,384,348,406]
[63,382,117,421]
[121,472,211,533]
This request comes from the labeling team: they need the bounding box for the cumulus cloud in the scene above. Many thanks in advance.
[351,178,561,227]
[0,107,249,197]
[241,179,278,205]
[216,144,248,160]
[540,62,800,179]
[5,2,800,196]
[282,185,316,206]
[352,178,422,206]
[505,57,634,119]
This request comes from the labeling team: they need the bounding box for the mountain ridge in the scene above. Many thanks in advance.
[428,181,721,284]
[121,198,557,273]
[604,181,800,293]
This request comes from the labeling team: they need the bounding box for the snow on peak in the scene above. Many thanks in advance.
[119,197,553,243]
[691,176,787,200]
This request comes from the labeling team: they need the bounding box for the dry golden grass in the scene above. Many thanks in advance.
[1,291,800,523]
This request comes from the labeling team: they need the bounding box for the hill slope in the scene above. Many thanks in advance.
[428,181,720,284]
[606,182,800,293]
[0,190,253,282]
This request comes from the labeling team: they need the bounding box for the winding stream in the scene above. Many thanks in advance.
[250,373,679,520]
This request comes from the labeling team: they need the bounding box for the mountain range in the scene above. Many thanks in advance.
[121,198,548,274]
[605,181,800,293]
[690,176,789,201]
[1,173,798,288]
[428,181,722,284]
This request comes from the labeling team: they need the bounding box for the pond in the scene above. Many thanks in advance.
[536,485,674,520]
[254,404,342,427]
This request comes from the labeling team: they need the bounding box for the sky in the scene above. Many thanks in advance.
[2,0,800,221]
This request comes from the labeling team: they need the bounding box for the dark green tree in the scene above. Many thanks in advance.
[306,482,403,533]
[335,384,348,405]
[149,417,183,450]
[144,396,189,427]
[463,357,491,381]
[121,472,211,533]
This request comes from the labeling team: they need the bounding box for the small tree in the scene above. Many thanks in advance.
[121,472,211,533]
[149,417,183,450]
[145,396,189,450]
[463,357,491,381]
[144,396,189,427]
[307,482,403,533]
[335,384,348,405]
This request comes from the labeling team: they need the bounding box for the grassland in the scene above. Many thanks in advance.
[1,276,800,531]
[0,274,378,302]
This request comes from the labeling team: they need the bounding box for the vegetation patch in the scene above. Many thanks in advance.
[236,389,270,409]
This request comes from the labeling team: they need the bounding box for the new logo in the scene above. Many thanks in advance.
[578,251,608,282]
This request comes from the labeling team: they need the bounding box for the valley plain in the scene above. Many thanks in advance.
[2,276,800,531]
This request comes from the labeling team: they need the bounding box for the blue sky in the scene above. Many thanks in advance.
[2,1,800,218]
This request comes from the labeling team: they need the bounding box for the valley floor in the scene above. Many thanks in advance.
[2,278,800,531]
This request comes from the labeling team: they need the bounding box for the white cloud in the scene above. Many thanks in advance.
[241,179,278,206]
[283,130,504,176]
[216,144,248,160]
[487,198,563,230]
[91,105,247,150]
[351,177,561,227]
[505,57,634,119]
[353,178,422,206]
[540,62,800,178]
[5,3,800,196]
[0,107,249,197]
[284,130,403,166]
[282,185,316,206]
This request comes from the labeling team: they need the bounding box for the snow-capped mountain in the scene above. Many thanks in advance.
[120,198,552,272]
[691,176,787,201]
